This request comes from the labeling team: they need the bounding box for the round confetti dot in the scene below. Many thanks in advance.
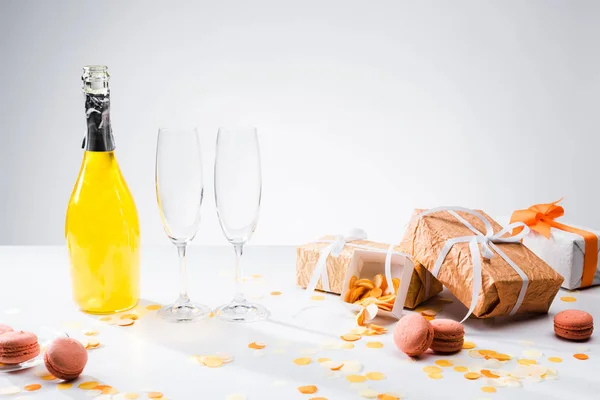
[86,389,103,397]
[478,350,497,356]
[481,369,500,379]
[0,386,20,395]
[428,372,443,380]
[203,356,224,367]
[79,381,100,390]
[560,296,577,302]
[423,366,443,374]
[317,358,331,363]
[341,334,362,342]
[88,339,101,349]
[248,342,266,349]
[309,397,328,400]
[574,353,589,360]
[270,291,282,296]
[41,374,57,380]
[517,359,537,366]
[421,309,437,316]
[293,357,312,366]
[24,384,41,392]
[453,366,468,372]
[57,383,73,390]
[118,319,134,327]
[462,341,476,349]
[481,386,497,393]
[101,386,119,394]
[99,316,112,322]
[359,389,379,398]
[311,295,325,301]
[121,314,139,320]
[464,372,481,380]
[346,375,367,383]
[298,385,318,394]
[522,349,543,359]
[341,343,355,349]
[366,341,383,349]
[83,330,99,336]
[146,304,162,310]
[435,359,453,367]
[548,357,563,363]
[147,392,164,399]
[365,372,385,381]
[377,395,400,400]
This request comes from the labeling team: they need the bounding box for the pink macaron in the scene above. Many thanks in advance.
[44,337,88,381]
[430,319,464,354]
[554,310,594,341]
[393,313,434,357]
[0,331,40,364]
[0,323,13,336]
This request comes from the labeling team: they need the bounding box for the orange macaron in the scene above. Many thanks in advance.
[430,319,464,354]
[554,309,593,341]
[44,337,88,381]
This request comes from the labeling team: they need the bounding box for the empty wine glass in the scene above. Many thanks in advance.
[214,127,270,322]
[155,127,210,322]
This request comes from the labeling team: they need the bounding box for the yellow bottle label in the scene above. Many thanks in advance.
[65,151,140,314]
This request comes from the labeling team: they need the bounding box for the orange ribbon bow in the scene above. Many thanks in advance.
[511,200,598,288]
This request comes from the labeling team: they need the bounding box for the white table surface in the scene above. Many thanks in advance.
[1,246,599,400]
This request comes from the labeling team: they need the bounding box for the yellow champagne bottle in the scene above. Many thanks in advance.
[65,65,140,314]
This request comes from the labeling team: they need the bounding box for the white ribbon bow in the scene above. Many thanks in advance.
[306,228,400,298]
[415,207,531,322]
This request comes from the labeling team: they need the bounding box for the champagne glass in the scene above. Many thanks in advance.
[214,127,270,322]
[155,127,210,322]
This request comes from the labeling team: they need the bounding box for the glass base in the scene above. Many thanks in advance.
[215,301,270,323]
[158,302,211,323]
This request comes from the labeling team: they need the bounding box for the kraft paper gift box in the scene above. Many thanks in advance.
[511,200,600,290]
[400,207,564,319]
[296,232,443,310]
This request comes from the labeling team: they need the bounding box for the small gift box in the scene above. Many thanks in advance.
[511,200,600,290]
[296,229,442,311]
[400,207,564,319]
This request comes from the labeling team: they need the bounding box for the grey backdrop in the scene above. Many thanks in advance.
[0,0,598,246]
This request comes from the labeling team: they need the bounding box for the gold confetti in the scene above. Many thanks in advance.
[377,395,399,400]
[366,341,383,349]
[0,386,20,395]
[83,330,99,336]
[481,369,500,379]
[560,296,577,302]
[118,318,135,327]
[453,366,468,372]
[365,371,385,381]
[421,309,437,317]
[359,389,379,398]
[148,392,164,398]
[293,357,312,366]
[330,363,344,371]
[317,357,331,363]
[270,291,282,296]
[248,342,266,349]
[24,384,41,391]
[435,359,453,367]
[574,353,589,360]
[494,353,512,361]
[298,385,318,394]
[146,304,162,311]
[341,342,355,349]
[78,381,100,390]
[57,383,73,390]
[462,341,476,349]
[41,374,57,381]
[464,372,481,380]
[428,372,443,380]
[121,313,139,320]
[309,398,328,400]
[99,316,112,322]
[100,386,119,394]
[123,393,140,399]
[478,350,497,357]
[341,334,362,342]
[311,295,325,301]
[346,374,367,383]
[203,356,224,367]
[517,359,537,366]
[548,357,563,363]
[87,338,101,349]
[423,366,443,374]
[481,386,497,393]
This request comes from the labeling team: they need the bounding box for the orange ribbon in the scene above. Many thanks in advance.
[511,200,598,288]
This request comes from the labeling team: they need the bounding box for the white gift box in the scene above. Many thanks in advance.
[340,249,414,319]
[523,227,600,290]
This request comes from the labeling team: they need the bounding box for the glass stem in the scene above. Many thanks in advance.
[176,244,190,305]
[233,244,246,304]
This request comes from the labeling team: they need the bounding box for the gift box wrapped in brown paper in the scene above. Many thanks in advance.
[399,208,564,318]
[296,235,442,308]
